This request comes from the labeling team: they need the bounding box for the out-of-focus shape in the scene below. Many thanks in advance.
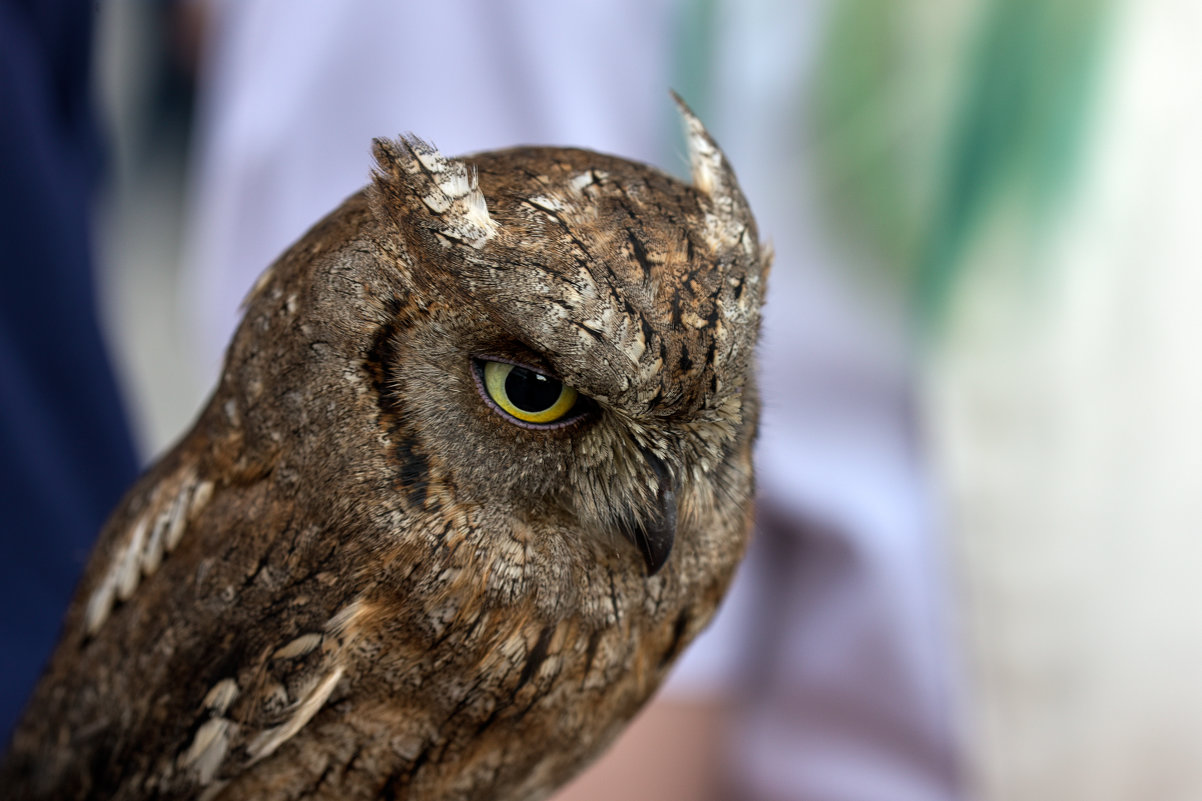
[912,0,1202,799]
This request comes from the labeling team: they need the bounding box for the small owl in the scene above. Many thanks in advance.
[2,97,766,801]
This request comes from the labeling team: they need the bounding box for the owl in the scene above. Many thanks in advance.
[1,97,766,800]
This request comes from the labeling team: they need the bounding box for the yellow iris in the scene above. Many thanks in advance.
[482,360,579,424]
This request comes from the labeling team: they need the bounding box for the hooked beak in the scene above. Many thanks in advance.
[619,449,677,576]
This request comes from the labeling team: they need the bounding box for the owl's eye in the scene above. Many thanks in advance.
[474,359,586,427]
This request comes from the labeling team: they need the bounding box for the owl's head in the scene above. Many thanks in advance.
[352,98,767,589]
[234,99,766,609]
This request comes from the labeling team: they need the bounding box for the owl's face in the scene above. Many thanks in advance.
[359,136,764,603]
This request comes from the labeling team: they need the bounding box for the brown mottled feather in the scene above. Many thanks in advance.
[2,101,766,800]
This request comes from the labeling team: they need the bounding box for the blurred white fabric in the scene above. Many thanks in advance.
[180,2,963,798]
[928,1,1202,798]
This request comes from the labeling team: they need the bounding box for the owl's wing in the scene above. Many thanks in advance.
[4,431,369,799]
[79,457,215,638]
[171,594,364,793]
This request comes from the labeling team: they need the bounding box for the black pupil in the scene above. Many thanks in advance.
[505,366,563,413]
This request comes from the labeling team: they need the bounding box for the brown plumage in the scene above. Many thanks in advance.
[2,98,767,800]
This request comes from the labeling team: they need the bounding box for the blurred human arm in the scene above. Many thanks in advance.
[552,700,730,801]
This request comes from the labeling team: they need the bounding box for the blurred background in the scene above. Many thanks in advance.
[4,0,1202,799]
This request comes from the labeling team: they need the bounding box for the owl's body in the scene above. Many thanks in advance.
[2,102,766,800]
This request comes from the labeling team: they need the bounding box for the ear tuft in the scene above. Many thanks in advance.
[671,92,757,261]
[371,135,498,249]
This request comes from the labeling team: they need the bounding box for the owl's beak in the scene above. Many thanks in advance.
[620,450,677,576]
